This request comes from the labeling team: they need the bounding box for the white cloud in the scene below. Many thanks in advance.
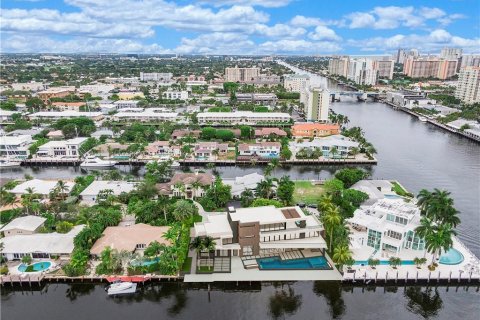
[253,23,306,38]
[199,0,292,8]
[175,33,255,54]
[347,12,376,29]
[308,25,341,41]
[258,39,341,54]
[290,15,324,27]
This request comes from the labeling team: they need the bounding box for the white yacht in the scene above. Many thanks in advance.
[0,158,21,168]
[106,281,137,295]
[80,156,117,168]
[418,116,428,122]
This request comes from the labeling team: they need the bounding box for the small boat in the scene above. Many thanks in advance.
[0,158,21,168]
[418,116,428,122]
[106,281,137,295]
[80,156,117,168]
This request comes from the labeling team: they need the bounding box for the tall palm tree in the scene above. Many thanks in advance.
[332,244,352,273]
[417,189,460,227]
[55,180,69,201]
[318,194,334,213]
[330,146,338,159]
[322,205,342,253]
[424,223,456,266]
[256,178,275,199]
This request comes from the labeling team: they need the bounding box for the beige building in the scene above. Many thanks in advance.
[37,86,76,103]
[403,57,457,80]
[225,67,260,83]
[328,56,350,77]
[373,60,394,80]
[283,74,310,92]
[302,87,330,121]
[0,216,46,237]
[455,67,480,104]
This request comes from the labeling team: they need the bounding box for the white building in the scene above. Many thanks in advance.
[162,90,189,100]
[197,111,291,126]
[0,134,33,159]
[455,66,480,104]
[460,54,480,68]
[78,84,115,96]
[80,180,138,205]
[237,142,281,158]
[290,135,359,158]
[386,91,435,109]
[440,47,463,61]
[222,173,265,197]
[0,110,17,123]
[303,87,330,121]
[29,111,104,121]
[225,67,260,83]
[0,216,46,237]
[112,108,179,122]
[328,56,350,77]
[348,58,377,86]
[1,225,85,261]
[283,74,310,92]
[373,60,394,80]
[113,100,140,109]
[10,179,75,197]
[140,72,173,82]
[36,138,88,158]
[10,82,48,92]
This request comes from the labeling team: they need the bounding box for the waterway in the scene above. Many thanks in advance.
[2,64,479,319]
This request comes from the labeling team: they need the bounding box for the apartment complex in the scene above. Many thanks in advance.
[455,66,480,104]
[328,56,349,77]
[29,111,104,121]
[197,111,291,126]
[37,86,75,103]
[403,57,457,80]
[291,123,340,138]
[139,72,173,82]
[302,87,330,121]
[440,47,463,61]
[225,67,260,83]
[329,56,386,84]
[193,206,326,257]
[236,93,277,106]
[283,74,310,92]
[112,108,179,122]
[162,90,188,100]
[348,58,378,86]
[373,60,394,79]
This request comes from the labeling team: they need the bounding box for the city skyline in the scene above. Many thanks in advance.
[1,0,479,55]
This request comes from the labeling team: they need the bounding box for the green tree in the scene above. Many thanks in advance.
[255,178,275,199]
[250,198,283,208]
[56,221,74,233]
[21,255,33,265]
[276,176,295,205]
[334,168,367,188]
[240,189,255,207]
[368,258,380,269]
[323,179,344,198]
[144,241,165,257]
[173,200,198,222]
[389,257,402,269]
[322,205,342,253]
[332,244,352,272]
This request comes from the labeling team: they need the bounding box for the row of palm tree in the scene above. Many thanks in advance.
[415,189,459,269]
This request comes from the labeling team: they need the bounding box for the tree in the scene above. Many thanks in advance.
[424,223,456,267]
[215,129,234,141]
[322,205,342,253]
[368,258,380,269]
[334,168,367,188]
[201,127,217,140]
[240,126,253,139]
[190,236,205,254]
[55,180,70,201]
[323,179,344,198]
[173,200,198,222]
[389,257,402,269]
[276,176,295,205]
[56,221,74,233]
[250,198,283,208]
[240,189,255,207]
[417,189,460,227]
[413,257,427,269]
[330,146,338,159]
[21,255,33,265]
[200,177,231,210]
[332,244,352,272]
[144,241,164,257]
[255,178,275,199]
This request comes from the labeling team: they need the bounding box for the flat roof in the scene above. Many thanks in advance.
[10,179,74,195]
[229,206,303,224]
[80,180,138,196]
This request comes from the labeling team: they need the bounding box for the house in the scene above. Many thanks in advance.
[289,135,359,158]
[254,127,287,138]
[46,130,65,140]
[91,129,114,139]
[347,198,426,259]
[197,111,291,126]
[292,123,340,138]
[162,90,188,100]
[0,110,16,123]
[0,134,33,159]
[156,172,214,199]
[90,224,171,257]
[36,137,88,158]
[193,206,327,258]
[1,225,85,261]
[171,129,201,140]
[80,181,138,205]
[194,142,228,160]
[113,100,140,109]
[29,111,104,121]
[237,142,281,158]
[145,141,172,157]
[10,179,74,198]
[94,142,130,158]
[0,216,46,237]
[222,173,265,197]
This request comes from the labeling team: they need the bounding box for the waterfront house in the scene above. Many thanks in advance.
[197,111,291,126]
[1,225,85,261]
[193,205,327,258]
[0,134,33,159]
[0,216,46,237]
[145,141,173,158]
[194,142,228,160]
[222,173,265,198]
[10,179,74,199]
[90,224,171,257]
[112,108,179,122]
[156,172,214,199]
[36,137,88,159]
[289,135,359,158]
[291,123,340,138]
[237,142,281,158]
[79,181,138,205]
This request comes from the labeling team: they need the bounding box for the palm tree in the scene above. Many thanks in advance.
[424,223,456,266]
[332,244,352,273]
[420,189,460,227]
[269,158,280,175]
[55,180,69,201]
[255,178,275,199]
[348,147,360,158]
[318,194,334,213]
[322,205,342,253]
[191,180,202,198]
[330,146,338,159]
[21,187,36,215]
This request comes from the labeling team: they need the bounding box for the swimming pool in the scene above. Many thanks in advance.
[439,248,464,265]
[17,261,52,273]
[384,194,402,199]
[354,260,415,266]
[131,257,160,267]
[257,256,331,270]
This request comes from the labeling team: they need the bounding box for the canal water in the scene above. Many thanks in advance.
[2,65,479,319]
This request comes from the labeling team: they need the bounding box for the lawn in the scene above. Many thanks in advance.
[181,257,192,273]
[391,181,414,197]
[293,180,325,205]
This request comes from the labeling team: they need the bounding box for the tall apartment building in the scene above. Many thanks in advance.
[328,56,349,77]
[303,87,330,122]
[461,55,480,68]
[283,74,310,92]
[139,72,173,82]
[455,67,480,104]
[347,58,378,86]
[225,67,260,83]
[373,60,394,79]
[440,47,463,60]
[403,57,457,80]
[395,49,419,64]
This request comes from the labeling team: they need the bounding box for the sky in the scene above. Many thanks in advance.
[1,0,479,55]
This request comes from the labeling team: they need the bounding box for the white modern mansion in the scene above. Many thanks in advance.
[36,138,87,158]
[289,135,359,158]
[197,111,291,126]
[0,134,33,159]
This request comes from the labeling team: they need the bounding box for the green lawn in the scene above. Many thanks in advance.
[197,265,213,273]
[182,257,192,273]
[293,181,325,205]
[391,181,414,197]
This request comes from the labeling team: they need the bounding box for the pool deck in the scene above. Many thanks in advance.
[344,236,480,283]
[7,260,58,275]
[184,256,343,283]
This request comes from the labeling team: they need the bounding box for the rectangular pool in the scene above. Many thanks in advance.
[257,256,331,270]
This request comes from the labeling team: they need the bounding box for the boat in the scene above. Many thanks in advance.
[106,281,137,295]
[418,116,428,122]
[0,158,21,168]
[80,156,117,168]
